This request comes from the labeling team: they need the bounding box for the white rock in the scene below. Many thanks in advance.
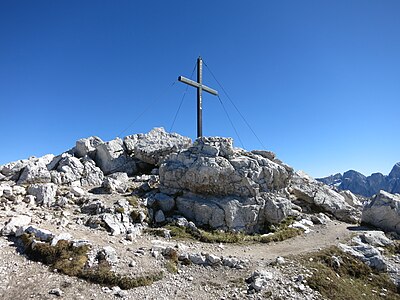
[189,253,207,265]
[289,171,361,223]
[23,225,54,241]
[362,190,400,234]
[95,138,137,176]
[98,246,119,265]
[1,215,31,235]
[12,185,26,196]
[51,233,73,246]
[102,176,128,193]
[340,190,363,207]
[70,186,85,197]
[123,127,192,166]
[27,183,57,207]
[360,231,393,247]
[206,253,221,265]
[75,136,103,158]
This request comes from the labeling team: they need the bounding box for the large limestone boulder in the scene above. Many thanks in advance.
[160,137,291,197]
[289,171,361,223]
[95,138,137,176]
[75,136,103,159]
[362,190,400,234]
[27,183,57,207]
[173,193,293,232]
[123,127,192,166]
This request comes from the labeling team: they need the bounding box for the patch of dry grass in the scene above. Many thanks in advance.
[301,246,399,300]
[20,233,163,289]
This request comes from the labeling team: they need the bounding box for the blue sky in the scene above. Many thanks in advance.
[0,1,399,178]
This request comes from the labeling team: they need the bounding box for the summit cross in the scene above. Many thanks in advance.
[178,57,218,138]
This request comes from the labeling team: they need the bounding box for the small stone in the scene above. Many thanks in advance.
[128,260,136,267]
[275,256,285,265]
[49,288,63,296]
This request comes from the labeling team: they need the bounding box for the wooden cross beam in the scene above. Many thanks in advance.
[178,57,218,138]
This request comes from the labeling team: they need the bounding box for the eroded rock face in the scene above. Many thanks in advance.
[0,154,54,183]
[75,136,103,159]
[289,171,361,223]
[362,190,400,234]
[123,127,192,166]
[95,138,137,176]
[160,137,292,197]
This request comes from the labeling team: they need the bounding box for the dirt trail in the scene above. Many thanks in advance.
[191,221,356,263]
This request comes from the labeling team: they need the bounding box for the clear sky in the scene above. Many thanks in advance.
[0,1,399,178]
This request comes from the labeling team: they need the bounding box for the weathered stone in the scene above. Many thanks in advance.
[95,138,137,176]
[153,193,175,212]
[54,155,85,185]
[205,253,221,265]
[102,213,126,235]
[22,225,54,241]
[263,195,293,224]
[51,233,73,246]
[23,195,36,205]
[189,253,207,265]
[97,246,118,265]
[0,183,13,199]
[17,164,51,185]
[1,215,31,235]
[123,127,192,166]
[75,136,103,159]
[289,171,360,223]
[359,231,393,247]
[80,157,104,187]
[102,176,128,193]
[1,154,54,181]
[339,242,387,271]
[160,137,291,198]
[70,186,85,197]
[12,185,26,196]
[340,190,363,207]
[27,183,57,207]
[81,199,106,215]
[362,190,400,234]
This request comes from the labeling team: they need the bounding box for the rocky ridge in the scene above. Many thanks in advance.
[0,127,400,299]
[317,163,400,197]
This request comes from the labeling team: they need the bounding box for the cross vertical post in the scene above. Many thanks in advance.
[178,57,218,138]
[197,57,203,137]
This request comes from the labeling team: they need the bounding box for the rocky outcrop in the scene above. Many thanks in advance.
[361,190,400,234]
[1,129,363,233]
[288,171,361,223]
[75,136,103,159]
[160,137,291,197]
[171,193,293,233]
[94,138,137,176]
[124,127,192,166]
[317,162,400,197]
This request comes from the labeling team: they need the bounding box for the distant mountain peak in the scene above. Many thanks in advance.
[316,162,400,197]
